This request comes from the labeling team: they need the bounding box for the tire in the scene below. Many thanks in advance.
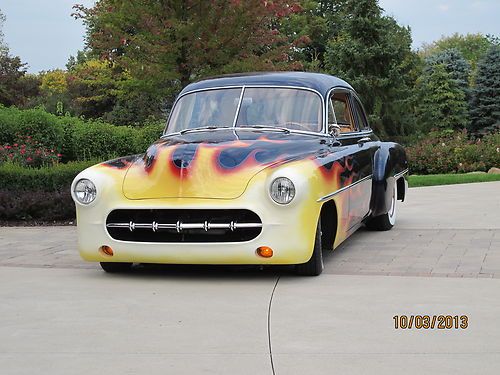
[366,178,397,231]
[100,262,133,273]
[295,220,324,276]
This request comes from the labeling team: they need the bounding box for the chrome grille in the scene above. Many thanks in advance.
[106,209,262,243]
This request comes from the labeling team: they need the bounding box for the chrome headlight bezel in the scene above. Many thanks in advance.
[269,177,296,205]
[73,178,97,205]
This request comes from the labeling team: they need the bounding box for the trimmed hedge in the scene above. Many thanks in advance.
[0,161,97,220]
[0,190,75,221]
[0,161,96,191]
[0,105,164,162]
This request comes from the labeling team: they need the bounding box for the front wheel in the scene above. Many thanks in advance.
[295,220,324,276]
[100,262,133,273]
[366,179,397,231]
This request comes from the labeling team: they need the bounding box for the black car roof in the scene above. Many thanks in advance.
[179,72,354,98]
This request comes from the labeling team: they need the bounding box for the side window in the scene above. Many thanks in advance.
[351,97,370,131]
[329,91,356,133]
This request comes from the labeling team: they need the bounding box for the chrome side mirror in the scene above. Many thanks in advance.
[329,124,341,137]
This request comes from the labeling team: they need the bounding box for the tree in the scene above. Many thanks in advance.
[41,70,68,94]
[420,33,497,71]
[0,9,39,107]
[469,45,500,134]
[424,48,471,95]
[415,64,468,132]
[279,0,347,70]
[324,0,418,136]
[74,0,302,101]
[66,50,92,71]
[0,54,28,106]
[66,59,124,119]
[0,8,7,56]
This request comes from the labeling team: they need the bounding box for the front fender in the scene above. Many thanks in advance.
[370,142,408,217]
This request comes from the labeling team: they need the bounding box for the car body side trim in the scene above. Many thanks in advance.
[394,168,409,179]
[317,174,373,203]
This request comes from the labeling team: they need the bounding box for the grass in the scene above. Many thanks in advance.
[408,173,500,187]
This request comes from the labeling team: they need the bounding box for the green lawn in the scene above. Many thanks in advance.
[408,173,500,187]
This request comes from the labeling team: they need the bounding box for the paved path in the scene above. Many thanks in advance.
[1,182,499,374]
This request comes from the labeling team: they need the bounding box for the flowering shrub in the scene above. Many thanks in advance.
[0,136,62,168]
[406,130,500,174]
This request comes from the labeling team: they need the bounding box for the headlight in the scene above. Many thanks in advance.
[73,179,97,204]
[270,177,295,204]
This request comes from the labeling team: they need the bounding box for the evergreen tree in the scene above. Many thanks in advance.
[469,45,500,134]
[420,33,496,71]
[323,0,417,136]
[415,64,468,131]
[424,48,471,94]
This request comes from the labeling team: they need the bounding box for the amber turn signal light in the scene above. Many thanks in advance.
[99,245,114,256]
[257,246,273,258]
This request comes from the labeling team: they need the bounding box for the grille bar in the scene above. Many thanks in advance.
[105,209,263,243]
[106,221,263,233]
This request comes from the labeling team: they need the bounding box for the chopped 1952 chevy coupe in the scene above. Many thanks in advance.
[71,72,408,276]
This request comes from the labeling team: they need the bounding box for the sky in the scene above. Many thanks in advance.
[1,0,499,73]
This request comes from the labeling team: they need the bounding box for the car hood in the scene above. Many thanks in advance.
[121,128,330,200]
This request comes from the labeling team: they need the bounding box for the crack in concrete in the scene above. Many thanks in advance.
[267,276,280,375]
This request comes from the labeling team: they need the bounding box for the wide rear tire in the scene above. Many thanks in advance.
[295,220,324,276]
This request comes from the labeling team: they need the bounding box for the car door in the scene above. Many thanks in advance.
[329,89,375,230]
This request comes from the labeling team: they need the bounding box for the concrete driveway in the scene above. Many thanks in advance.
[1,182,499,375]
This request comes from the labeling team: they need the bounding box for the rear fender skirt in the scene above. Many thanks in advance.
[369,143,408,217]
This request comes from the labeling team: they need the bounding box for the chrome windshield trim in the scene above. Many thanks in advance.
[163,85,325,136]
[160,126,329,139]
[317,174,373,203]
[394,168,409,179]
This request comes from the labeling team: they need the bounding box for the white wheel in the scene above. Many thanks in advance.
[366,178,397,231]
[388,180,397,226]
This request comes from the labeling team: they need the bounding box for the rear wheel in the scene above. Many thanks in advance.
[100,262,133,273]
[366,179,397,231]
[295,220,324,276]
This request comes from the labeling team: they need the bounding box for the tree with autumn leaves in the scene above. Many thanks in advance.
[73,0,303,99]
[1,1,498,137]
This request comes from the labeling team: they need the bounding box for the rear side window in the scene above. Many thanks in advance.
[329,91,356,133]
[351,97,370,131]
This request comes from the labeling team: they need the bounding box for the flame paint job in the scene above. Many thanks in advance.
[73,73,408,267]
[121,129,354,200]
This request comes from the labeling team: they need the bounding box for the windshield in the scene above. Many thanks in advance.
[166,87,323,134]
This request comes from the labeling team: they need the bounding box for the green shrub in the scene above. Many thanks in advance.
[0,105,19,144]
[70,120,135,160]
[406,130,500,174]
[0,136,61,167]
[0,106,66,151]
[0,160,97,191]
[0,106,163,162]
[136,122,165,151]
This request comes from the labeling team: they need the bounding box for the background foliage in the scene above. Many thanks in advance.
[0,2,499,221]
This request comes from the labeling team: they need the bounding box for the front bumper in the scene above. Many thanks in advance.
[76,195,320,266]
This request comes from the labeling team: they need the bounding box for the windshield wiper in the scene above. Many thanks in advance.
[179,125,230,135]
[245,125,291,134]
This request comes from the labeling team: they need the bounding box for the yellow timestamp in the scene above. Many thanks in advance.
[393,315,468,330]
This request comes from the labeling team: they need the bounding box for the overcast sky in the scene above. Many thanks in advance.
[1,0,499,73]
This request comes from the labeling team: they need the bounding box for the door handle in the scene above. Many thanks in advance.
[358,137,371,145]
